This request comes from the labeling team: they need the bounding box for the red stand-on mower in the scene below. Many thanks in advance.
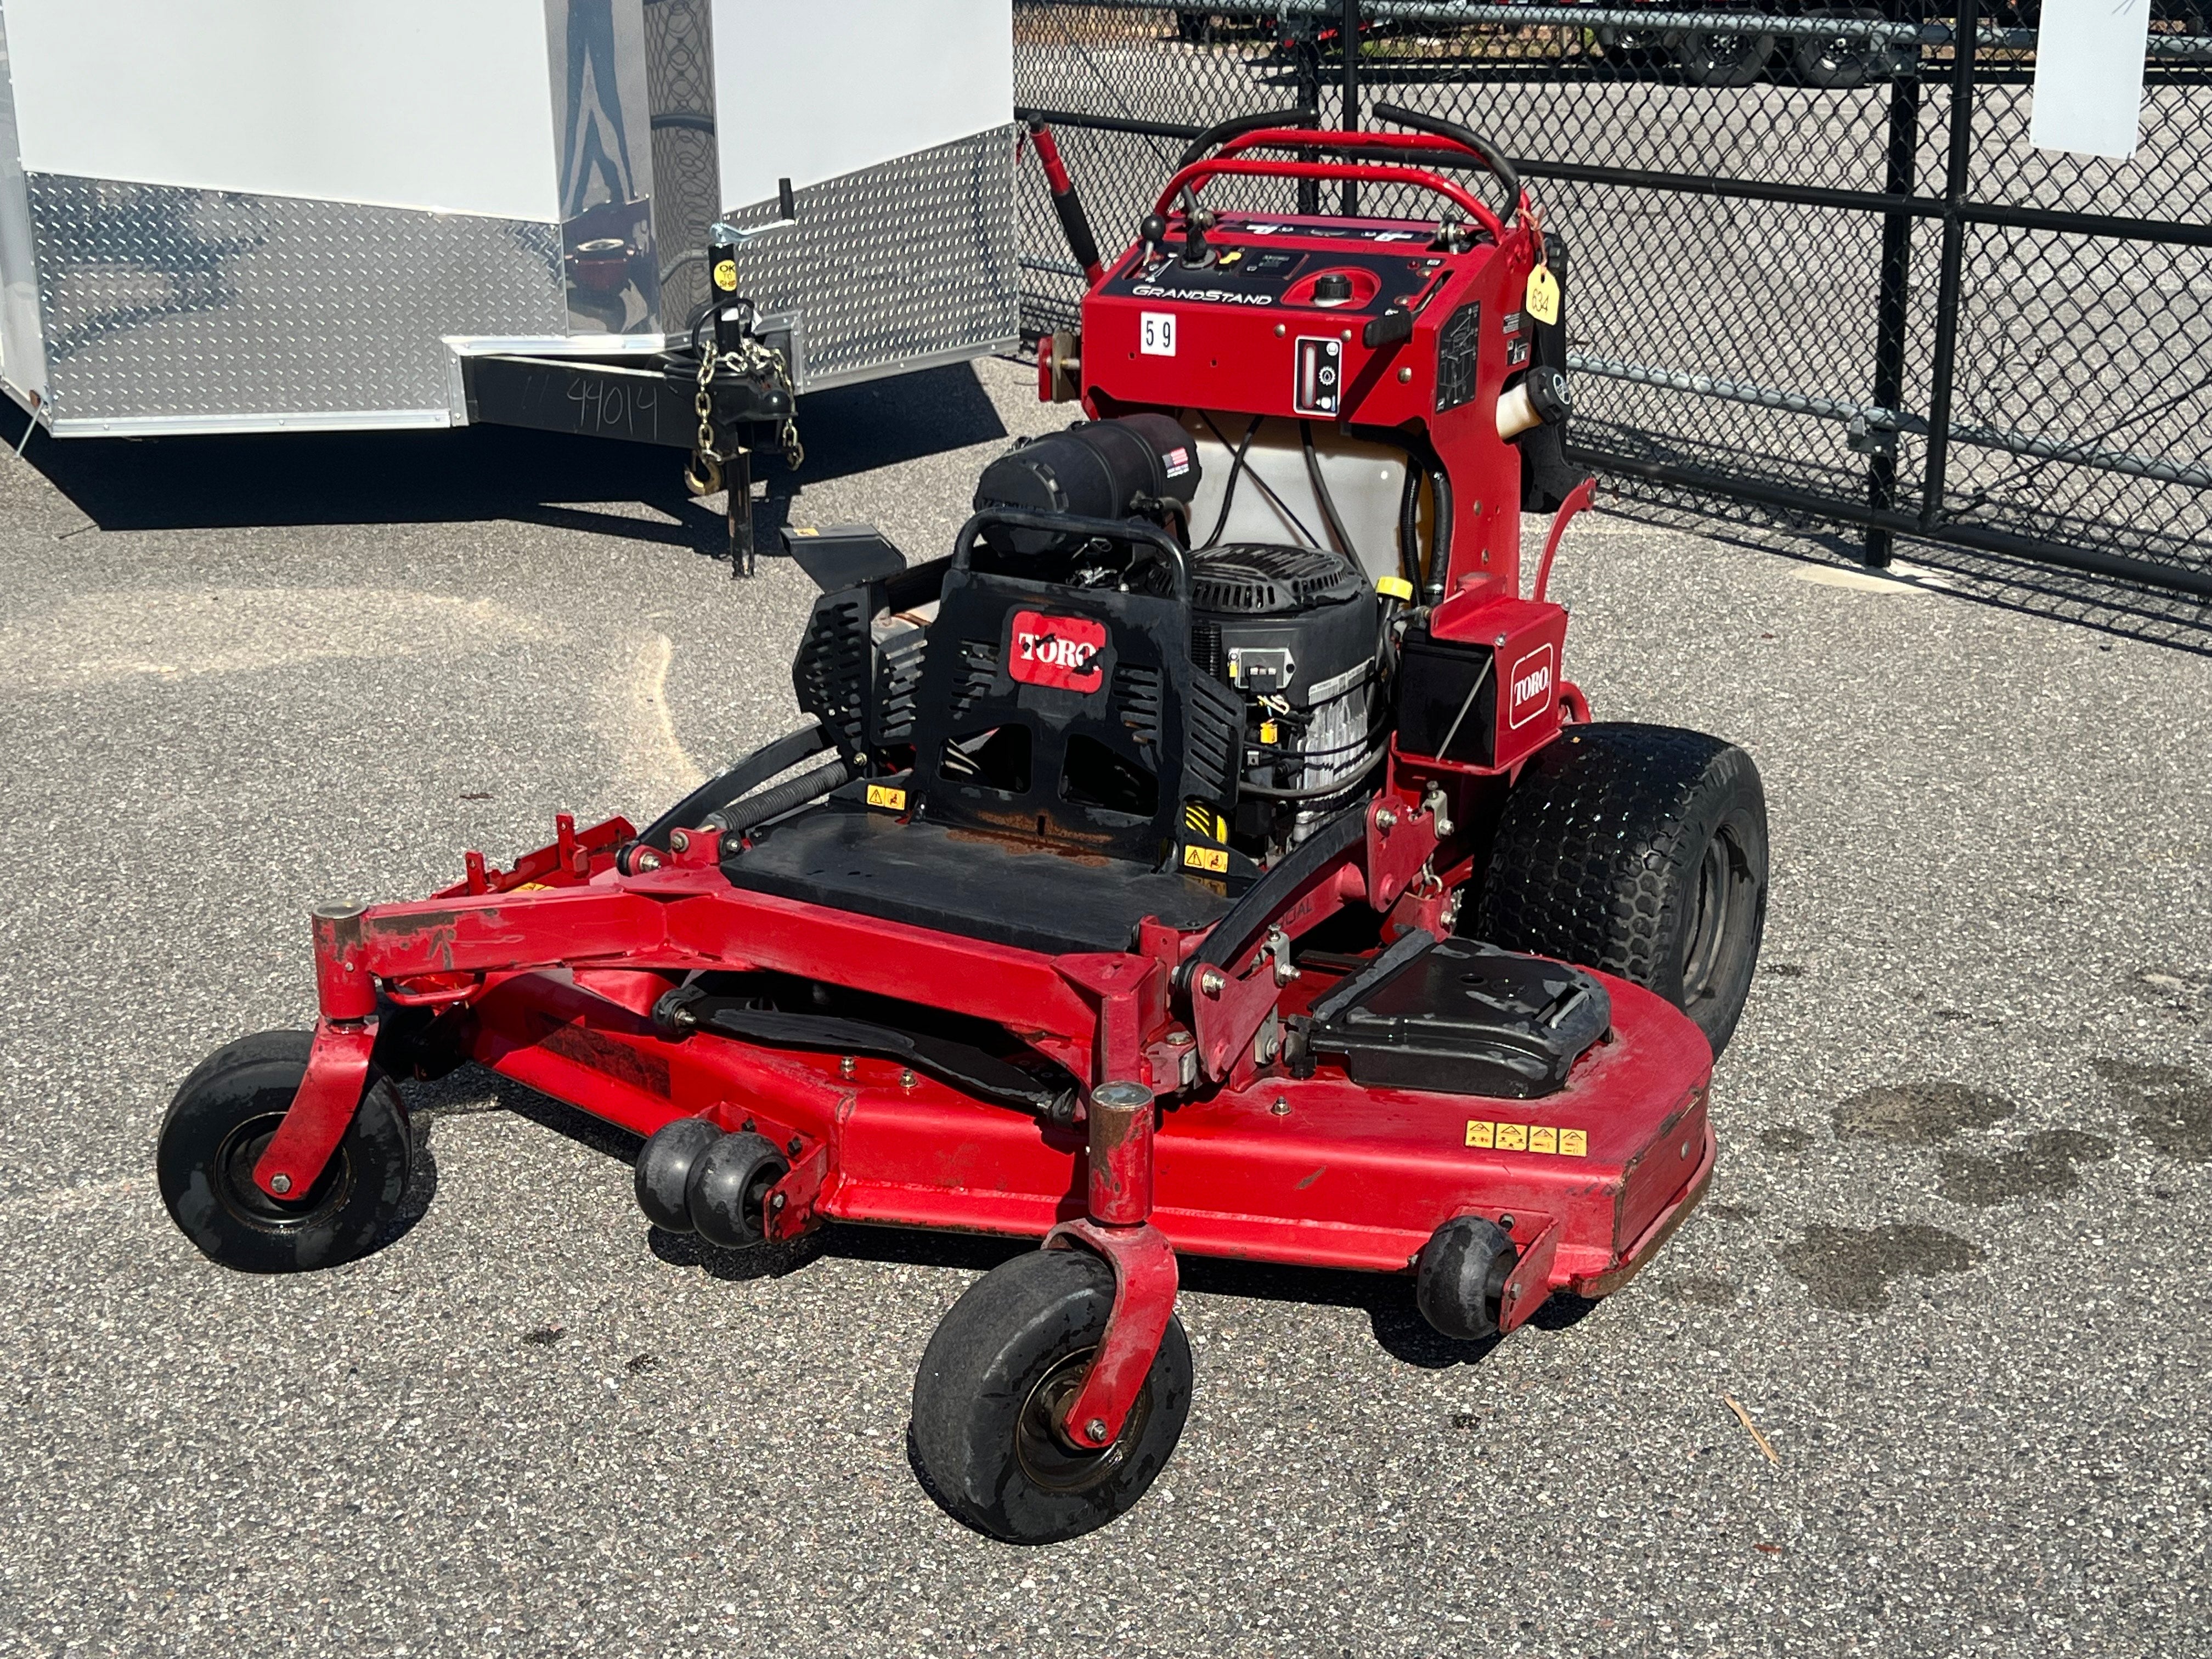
[158,108,1768,1544]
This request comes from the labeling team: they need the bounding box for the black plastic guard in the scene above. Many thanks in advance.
[1308,935,1611,1099]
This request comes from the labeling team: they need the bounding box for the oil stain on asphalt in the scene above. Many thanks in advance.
[1775,1223,1984,1313]
[1831,1080,2013,1144]
[1937,1131,2114,1205]
[2096,1058,2212,1161]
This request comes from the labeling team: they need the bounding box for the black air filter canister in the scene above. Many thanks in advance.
[973,413,1201,520]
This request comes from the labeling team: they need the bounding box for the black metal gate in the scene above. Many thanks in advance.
[1013,1,2212,600]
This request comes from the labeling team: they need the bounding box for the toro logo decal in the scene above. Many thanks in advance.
[1506,644,1555,729]
[1010,611,1107,692]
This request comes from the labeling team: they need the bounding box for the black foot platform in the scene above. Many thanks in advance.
[720,798,1233,956]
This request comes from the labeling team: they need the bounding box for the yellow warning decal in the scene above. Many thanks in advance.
[514,881,554,891]
[713,259,739,292]
[1466,1120,1588,1156]
[865,783,907,811]
[1184,844,1229,874]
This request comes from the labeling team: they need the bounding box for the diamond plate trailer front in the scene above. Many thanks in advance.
[0,0,1018,440]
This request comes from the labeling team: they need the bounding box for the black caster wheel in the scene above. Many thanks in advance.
[1416,1215,1519,1340]
[156,1030,413,1274]
[686,1131,789,1249]
[635,1115,725,1232]
[911,1249,1192,1544]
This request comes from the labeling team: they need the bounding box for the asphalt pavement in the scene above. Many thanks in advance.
[1,355,2207,1658]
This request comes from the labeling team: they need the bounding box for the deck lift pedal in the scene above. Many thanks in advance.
[157,108,1770,1544]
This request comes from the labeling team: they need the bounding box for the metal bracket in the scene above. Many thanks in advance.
[1041,1217,1180,1451]
[251,1016,377,1199]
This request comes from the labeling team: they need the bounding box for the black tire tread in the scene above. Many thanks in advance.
[912,1249,1191,1544]
[1474,722,1768,1054]
[157,1028,413,1274]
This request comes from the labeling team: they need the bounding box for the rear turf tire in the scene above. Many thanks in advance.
[911,1249,1192,1544]
[157,1030,413,1274]
[1474,723,1769,1058]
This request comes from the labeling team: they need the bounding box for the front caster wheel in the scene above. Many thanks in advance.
[911,1249,1192,1544]
[156,1030,413,1274]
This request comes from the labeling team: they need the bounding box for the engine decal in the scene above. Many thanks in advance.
[1008,610,1107,692]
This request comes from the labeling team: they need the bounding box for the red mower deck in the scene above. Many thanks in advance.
[160,105,1768,1544]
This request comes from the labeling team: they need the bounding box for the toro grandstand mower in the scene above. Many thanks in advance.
[158,106,1768,1544]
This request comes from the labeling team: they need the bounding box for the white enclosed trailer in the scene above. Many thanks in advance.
[0,0,1018,438]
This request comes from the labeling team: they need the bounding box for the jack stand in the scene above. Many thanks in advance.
[727,444,754,578]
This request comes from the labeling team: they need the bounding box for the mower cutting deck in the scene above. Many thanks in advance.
[157,106,1768,1544]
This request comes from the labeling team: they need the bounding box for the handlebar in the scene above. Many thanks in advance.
[1159,106,1525,233]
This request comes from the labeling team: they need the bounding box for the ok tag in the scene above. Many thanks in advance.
[1525,264,1560,327]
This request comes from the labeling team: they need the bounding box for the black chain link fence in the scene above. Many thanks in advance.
[1012,0,2212,600]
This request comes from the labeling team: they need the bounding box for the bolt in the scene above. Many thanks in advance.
[839,1055,856,1078]
[1274,323,1286,337]
[269,1173,292,1195]
[900,1068,917,1089]
[1085,1417,1110,1444]
[669,829,690,854]
[1498,1213,1515,1229]
[635,849,663,872]
[1397,366,1413,382]
[1198,967,1226,998]
[1493,633,1507,646]
[1166,1030,1193,1048]
[770,1192,786,1211]
[1270,1096,1290,1116]
[1681,1139,1692,1159]
[1375,806,1398,831]
[786,1137,803,1156]
[742,1118,756,1132]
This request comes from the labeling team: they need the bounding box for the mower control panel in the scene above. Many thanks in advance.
[1104,215,1458,319]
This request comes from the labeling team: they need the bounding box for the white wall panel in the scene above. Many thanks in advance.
[6,0,561,222]
[713,0,1011,210]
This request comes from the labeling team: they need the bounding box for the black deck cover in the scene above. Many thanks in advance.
[721,795,1233,956]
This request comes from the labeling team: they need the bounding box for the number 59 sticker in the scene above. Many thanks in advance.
[1140,312,1177,356]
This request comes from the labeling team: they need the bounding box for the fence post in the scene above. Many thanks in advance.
[1918,0,1980,534]
[1340,0,1363,213]
[1863,16,1925,568]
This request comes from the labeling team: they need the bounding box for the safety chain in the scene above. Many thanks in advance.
[686,331,804,497]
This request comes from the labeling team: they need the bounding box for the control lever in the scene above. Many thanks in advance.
[1181,207,1218,267]
[1362,308,1415,349]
